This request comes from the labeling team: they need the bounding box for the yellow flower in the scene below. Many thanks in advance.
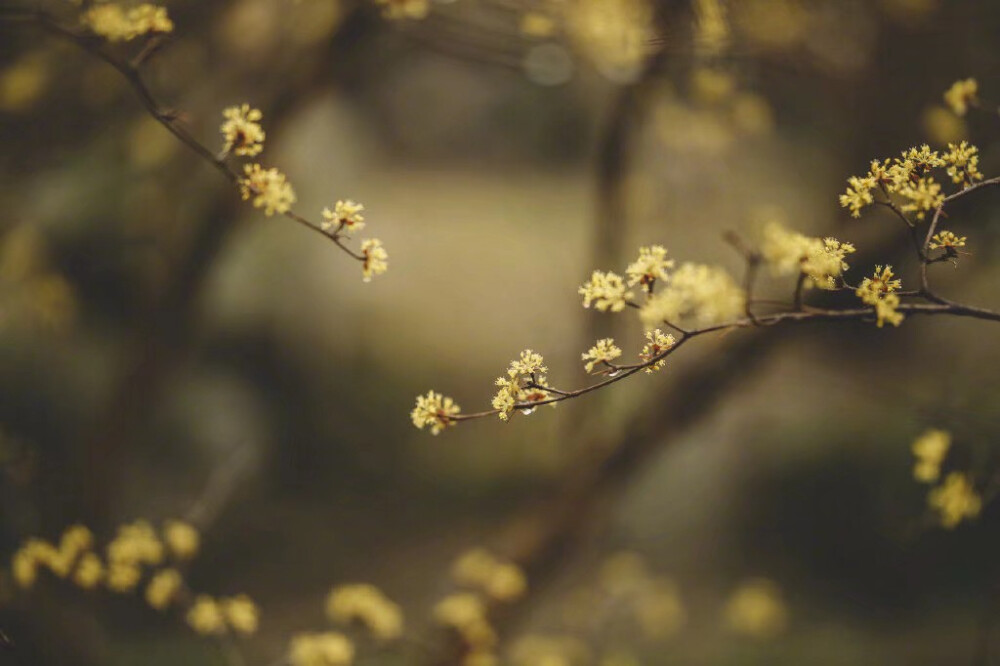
[12,547,38,588]
[639,329,675,373]
[856,266,903,328]
[374,0,430,20]
[187,595,226,635]
[625,245,673,293]
[224,594,260,636]
[82,3,173,42]
[145,568,182,610]
[163,520,200,560]
[411,391,461,435]
[107,520,164,566]
[360,239,388,282]
[106,562,142,592]
[492,351,555,421]
[928,230,967,251]
[901,144,945,173]
[943,78,978,116]
[760,223,855,289]
[928,473,981,528]
[220,104,265,157]
[240,164,296,216]
[321,200,365,235]
[451,549,527,602]
[723,579,788,639]
[839,175,876,218]
[911,429,950,483]
[942,141,983,187]
[326,584,403,640]
[639,263,744,329]
[73,553,104,589]
[579,271,632,312]
[433,593,497,650]
[289,632,355,666]
[581,338,622,373]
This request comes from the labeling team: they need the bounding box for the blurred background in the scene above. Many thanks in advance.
[1,0,999,663]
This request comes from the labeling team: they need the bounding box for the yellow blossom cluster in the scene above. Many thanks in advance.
[579,270,633,312]
[326,583,404,640]
[492,349,555,421]
[410,390,461,435]
[640,262,745,330]
[359,239,388,282]
[186,594,260,636]
[451,548,527,602]
[288,632,355,666]
[81,3,173,42]
[220,104,265,157]
[943,78,978,116]
[433,593,497,657]
[840,141,984,220]
[625,245,674,293]
[855,265,903,328]
[240,163,297,216]
[11,524,93,589]
[639,329,676,373]
[723,579,788,639]
[374,0,430,20]
[911,429,950,483]
[928,230,967,252]
[928,473,982,529]
[760,222,856,289]
[581,338,622,374]
[321,200,365,235]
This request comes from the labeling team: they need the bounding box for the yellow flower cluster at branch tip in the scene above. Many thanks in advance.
[911,429,950,483]
[186,594,260,636]
[187,595,226,635]
[163,520,199,560]
[855,265,903,328]
[581,338,622,373]
[761,223,855,289]
[928,473,982,528]
[321,200,365,235]
[359,239,388,282]
[626,245,674,293]
[434,593,497,651]
[240,164,296,216]
[899,177,944,220]
[943,78,978,116]
[724,579,788,639]
[411,391,461,435]
[639,329,676,373]
[220,104,265,157]
[639,263,745,329]
[451,548,528,602]
[82,3,173,42]
[492,350,556,421]
[224,594,260,635]
[289,632,355,666]
[144,568,181,610]
[942,141,983,187]
[579,270,632,312]
[839,144,958,220]
[374,0,430,20]
[929,230,967,251]
[326,583,404,640]
[11,524,95,589]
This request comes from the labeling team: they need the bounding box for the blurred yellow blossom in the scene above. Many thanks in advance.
[107,520,164,567]
[145,568,182,610]
[639,263,745,329]
[224,594,260,636]
[581,338,622,374]
[639,329,675,372]
[761,223,855,289]
[0,53,49,112]
[163,520,199,560]
[411,391,461,435]
[73,553,104,589]
[928,472,981,528]
[724,578,788,639]
[82,3,174,42]
[289,632,355,666]
[321,200,365,235]
[579,271,632,312]
[220,104,265,157]
[360,239,388,282]
[635,578,686,639]
[520,12,557,38]
[451,548,527,602]
[106,562,142,592]
[911,429,950,483]
[434,593,496,650]
[625,245,673,293]
[922,105,967,145]
[856,265,903,328]
[187,595,227,635]
[374,0,429,20]
[326,583,403,640]
[943,78,978,116]
[240,164,297,216]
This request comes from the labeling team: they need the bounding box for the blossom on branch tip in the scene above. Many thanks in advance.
[942,141,983,187]
[240,164,296,216]
[288,632,355,666]
[626,245,674,292]
[911,429,950,483]
[360,239,388,281]
[321,200,365,235]
[411,391,460,435]
[639,262,744,329]
[581,338,622,373]
[82,3,173,42]
[640,329,676,373]
[943,78,978,116]
[856,265,903,328]
[326,583,404,640]
[163,520,199,560]
[145,568,182,610]
[187,595,226,635]
[898,177,944,220]
[223,594,260,636]
[579,270,632,312]
[839,175,876,217]
[220,104,265,157]
[928,472,981,528]
[929,230,967,251]
[492,350,555,421]
[760,223,855,289]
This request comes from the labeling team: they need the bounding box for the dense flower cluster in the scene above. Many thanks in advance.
[288,632,355,666]
[321,200,365,235]
[639,329,676,373]
[760,222,855,289]
[928,230,967,252]
[928,473,982,528]
[578,270,633,312]
[81,3,173,41]
[326,583,404,640]
[220,104,266,157]
[491,350,555,421]
[451,548,527,602]
[581,338,622,373]
[240,164,297,216]
[640,262,745,329]
[911,429,951,483]
[943,77,978,116]
[855,265,903,328]
[625,244,673,292]
[360,239,388,282]
[410,390,461,435]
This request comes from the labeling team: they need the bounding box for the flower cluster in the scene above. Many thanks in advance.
[326,583,404,640]
[723,579,788,639]
[451,548,527,603]
[360,239,388,282]
[928,473,982,528]
[81,3,173,42]
[186,594,260,636]
[760,222,855,289]
[625,245,673,293]
[855,265,903,328]
[240,163,297,216]
[410,390,461,435]
[220,104,266,157]
[288,632,355,666]
[911,429,950,483]
[581,338,622,373]
[492,350,555,421]
[578,270,632,312]
[321,200,365,235]
[943,77,978,116]
[928,230,967,252]
[640,262,745,329]
[942,141,983,186]
[639,329,676,373]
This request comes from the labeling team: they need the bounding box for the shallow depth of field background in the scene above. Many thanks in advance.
[1,0,999,664]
